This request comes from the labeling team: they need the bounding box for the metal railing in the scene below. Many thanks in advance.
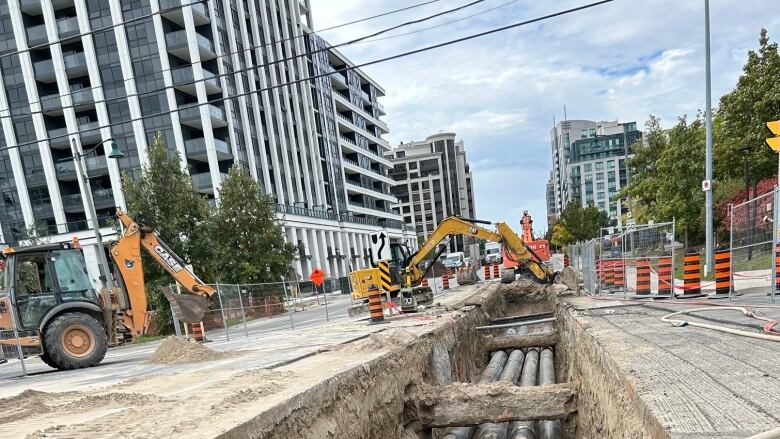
[730,187,777,301]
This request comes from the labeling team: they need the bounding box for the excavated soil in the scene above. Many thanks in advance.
[147,336,241,364]
[325,328,419,354]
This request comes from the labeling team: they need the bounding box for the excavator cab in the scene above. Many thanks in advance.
[0,242,107,368]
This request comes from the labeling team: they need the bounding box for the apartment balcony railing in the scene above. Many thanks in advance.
[274,203,338,221]
[62,51,88,78]
[166,30,216,61]
[191,172,227,193]
[47,127,70,148]
[160,0,211,25]
[26,24,48,46]
[184,137,232,162]
[56,16,80,39]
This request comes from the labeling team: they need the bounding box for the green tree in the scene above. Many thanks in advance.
[715,29,780,182]
[558,202,602,242]
[123,133,212,333]
[549,222,573,248]
[209,166,296,284]
[623,115,706,245]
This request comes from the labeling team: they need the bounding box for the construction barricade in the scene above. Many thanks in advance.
[713,245,732,298]
[729,188,777,302]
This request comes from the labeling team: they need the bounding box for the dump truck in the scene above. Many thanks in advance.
[350,216,555,311]
[0,211,214,370]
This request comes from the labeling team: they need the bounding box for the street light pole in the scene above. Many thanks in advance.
[69,137,124,289]
[703,0,714,275]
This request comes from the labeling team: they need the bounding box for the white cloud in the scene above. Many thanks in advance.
[310,0,777,229]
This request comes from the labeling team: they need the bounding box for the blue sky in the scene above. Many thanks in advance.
[310,0,779,235]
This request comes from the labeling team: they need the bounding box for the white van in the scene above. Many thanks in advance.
[484,242,502,264]
[442,252,465,269]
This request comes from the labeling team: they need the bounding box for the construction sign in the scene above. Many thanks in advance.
[767,120,780,151]
[309,268,326,287]
[377,260,392,292]
[369,231,389,263]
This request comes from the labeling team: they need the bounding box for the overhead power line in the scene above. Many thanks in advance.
[315,0,444,32]
[0,0,614,154]
[1,0,487,120]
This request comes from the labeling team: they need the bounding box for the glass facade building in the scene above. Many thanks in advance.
[0,0,414,283]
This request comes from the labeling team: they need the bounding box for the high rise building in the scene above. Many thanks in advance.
[0,0,414,284]
[547,119,641,229]
[388,133,476,253]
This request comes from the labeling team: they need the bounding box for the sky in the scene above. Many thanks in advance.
[309,0,779,235]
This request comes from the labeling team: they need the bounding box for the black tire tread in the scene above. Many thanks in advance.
[43,312,107,370]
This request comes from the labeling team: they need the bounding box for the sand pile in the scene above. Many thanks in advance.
[147,336,238,364]
[329,329,418,354]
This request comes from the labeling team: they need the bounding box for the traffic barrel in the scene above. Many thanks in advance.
[713,245,732,297]
[483,264,491,280]
[681,248,705,298]
[596,259,602,283]
[368,284,385,324]
[613,259,625,291]
[564,254,570,268]
[492,263,500,279]
[421,277,429,288]
[775,244,780,296]
[657,256,673,296]
[442,273,450,290]
[603,259,614,289]
[636,258,651,295]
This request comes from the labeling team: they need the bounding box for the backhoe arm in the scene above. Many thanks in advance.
[495,222,552,281]
[111,211,215,335]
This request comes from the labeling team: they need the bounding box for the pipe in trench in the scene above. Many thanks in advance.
[474,349,526,439]
[537,348,562,439]
[509,348,540,439]
[441,350,509,439]
[475,318,556,331]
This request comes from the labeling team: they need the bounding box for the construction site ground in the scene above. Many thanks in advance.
[0,282,483,438]
[563,290,780,438]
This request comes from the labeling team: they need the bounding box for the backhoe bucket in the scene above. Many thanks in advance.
[456,265,479,285]
[163,288,209,324]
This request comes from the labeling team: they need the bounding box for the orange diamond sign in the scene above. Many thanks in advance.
[309,268,326,287]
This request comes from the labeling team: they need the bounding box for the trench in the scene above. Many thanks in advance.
[226,277,666,439]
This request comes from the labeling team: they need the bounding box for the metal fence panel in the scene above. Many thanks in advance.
[730,189,776,300]
[0,329,27,379]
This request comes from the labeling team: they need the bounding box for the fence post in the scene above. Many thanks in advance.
[282,277,295,329]
[322,281,330,322]
[237,285,248,337]
[171,283,182,337]
[8,302,27,377]
[215,282,230,341]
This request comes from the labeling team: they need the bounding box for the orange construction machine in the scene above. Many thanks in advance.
[0,211,214,370]
[503,210,551,269]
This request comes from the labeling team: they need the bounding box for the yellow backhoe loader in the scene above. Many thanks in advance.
[0,211,214,370]
[349,217,554,311]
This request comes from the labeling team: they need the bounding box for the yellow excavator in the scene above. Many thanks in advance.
[349,216,554,311]
[0,210,214,370]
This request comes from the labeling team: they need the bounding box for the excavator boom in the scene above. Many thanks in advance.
[112,211,215,335]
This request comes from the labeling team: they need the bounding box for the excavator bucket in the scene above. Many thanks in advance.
[163,288,209,324]
[456,265,479,285]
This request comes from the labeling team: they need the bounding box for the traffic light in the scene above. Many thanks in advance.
[767,120,780,152]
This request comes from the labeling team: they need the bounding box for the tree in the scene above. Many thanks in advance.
[557,202,602,243]
[715,29,780,182]
[549,222,573,248]
[623,115,706,244]
[123,133,212,333]
[209,166,296,284]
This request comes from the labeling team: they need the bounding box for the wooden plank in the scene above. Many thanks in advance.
[482,331,558,351]
[407,381,577,427]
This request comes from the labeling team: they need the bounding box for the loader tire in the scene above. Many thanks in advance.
[43,312,107,370]
[39,352,59,369]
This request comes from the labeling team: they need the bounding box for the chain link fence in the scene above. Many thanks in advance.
[569,239,598,293]
[729,188,777,300]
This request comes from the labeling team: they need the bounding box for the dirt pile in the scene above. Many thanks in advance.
[327,329,418,354]
[147,336,239,364]
[0,390,70,425]
[219,370,296,409]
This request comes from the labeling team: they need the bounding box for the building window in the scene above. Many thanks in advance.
[596,182,604,190]
[596,173,604,180]
[607,171,615,181]
[608,161,616,169]
[595,162,604,171]
[580,129,588,139]
[589,128,596,137]
[598,202,605,208]
[597,192,605,200]
[584,163,592,172]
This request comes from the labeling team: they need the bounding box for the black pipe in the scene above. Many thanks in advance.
[475,349,526,439]
[509,348,540,439]
[538,348,562,439]
[490,312,554,324]
[442,350,509,439]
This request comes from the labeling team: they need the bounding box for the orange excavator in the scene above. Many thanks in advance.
[0,211,214,370]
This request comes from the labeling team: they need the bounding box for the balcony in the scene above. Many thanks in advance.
[338,135,392,166]
[160,0,211,26]
[274,203,338,221]
[34,59,56,83]
[61,189,114,213]
[166,30,216,61]
[56,17,80,39]
[185,137,232,162]
[20,0,44,14]
[78,121,101,144]
[56,156,109,181]
[329,67,348,89]
[344,180,395,202]
[70,88,94,111]
[26,24,48,46]
[191,172,227,194]
[172,66,221,95]
[47,127,70,148]
[26,169,48,188]
[40,93,62,115]
[375,100,386,116]
[62,52,88,78]
[178,104,227,129]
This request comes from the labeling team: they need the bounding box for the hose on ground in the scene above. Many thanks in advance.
[660,306,780,341]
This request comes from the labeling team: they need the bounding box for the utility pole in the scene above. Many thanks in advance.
[703,0,714,276]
